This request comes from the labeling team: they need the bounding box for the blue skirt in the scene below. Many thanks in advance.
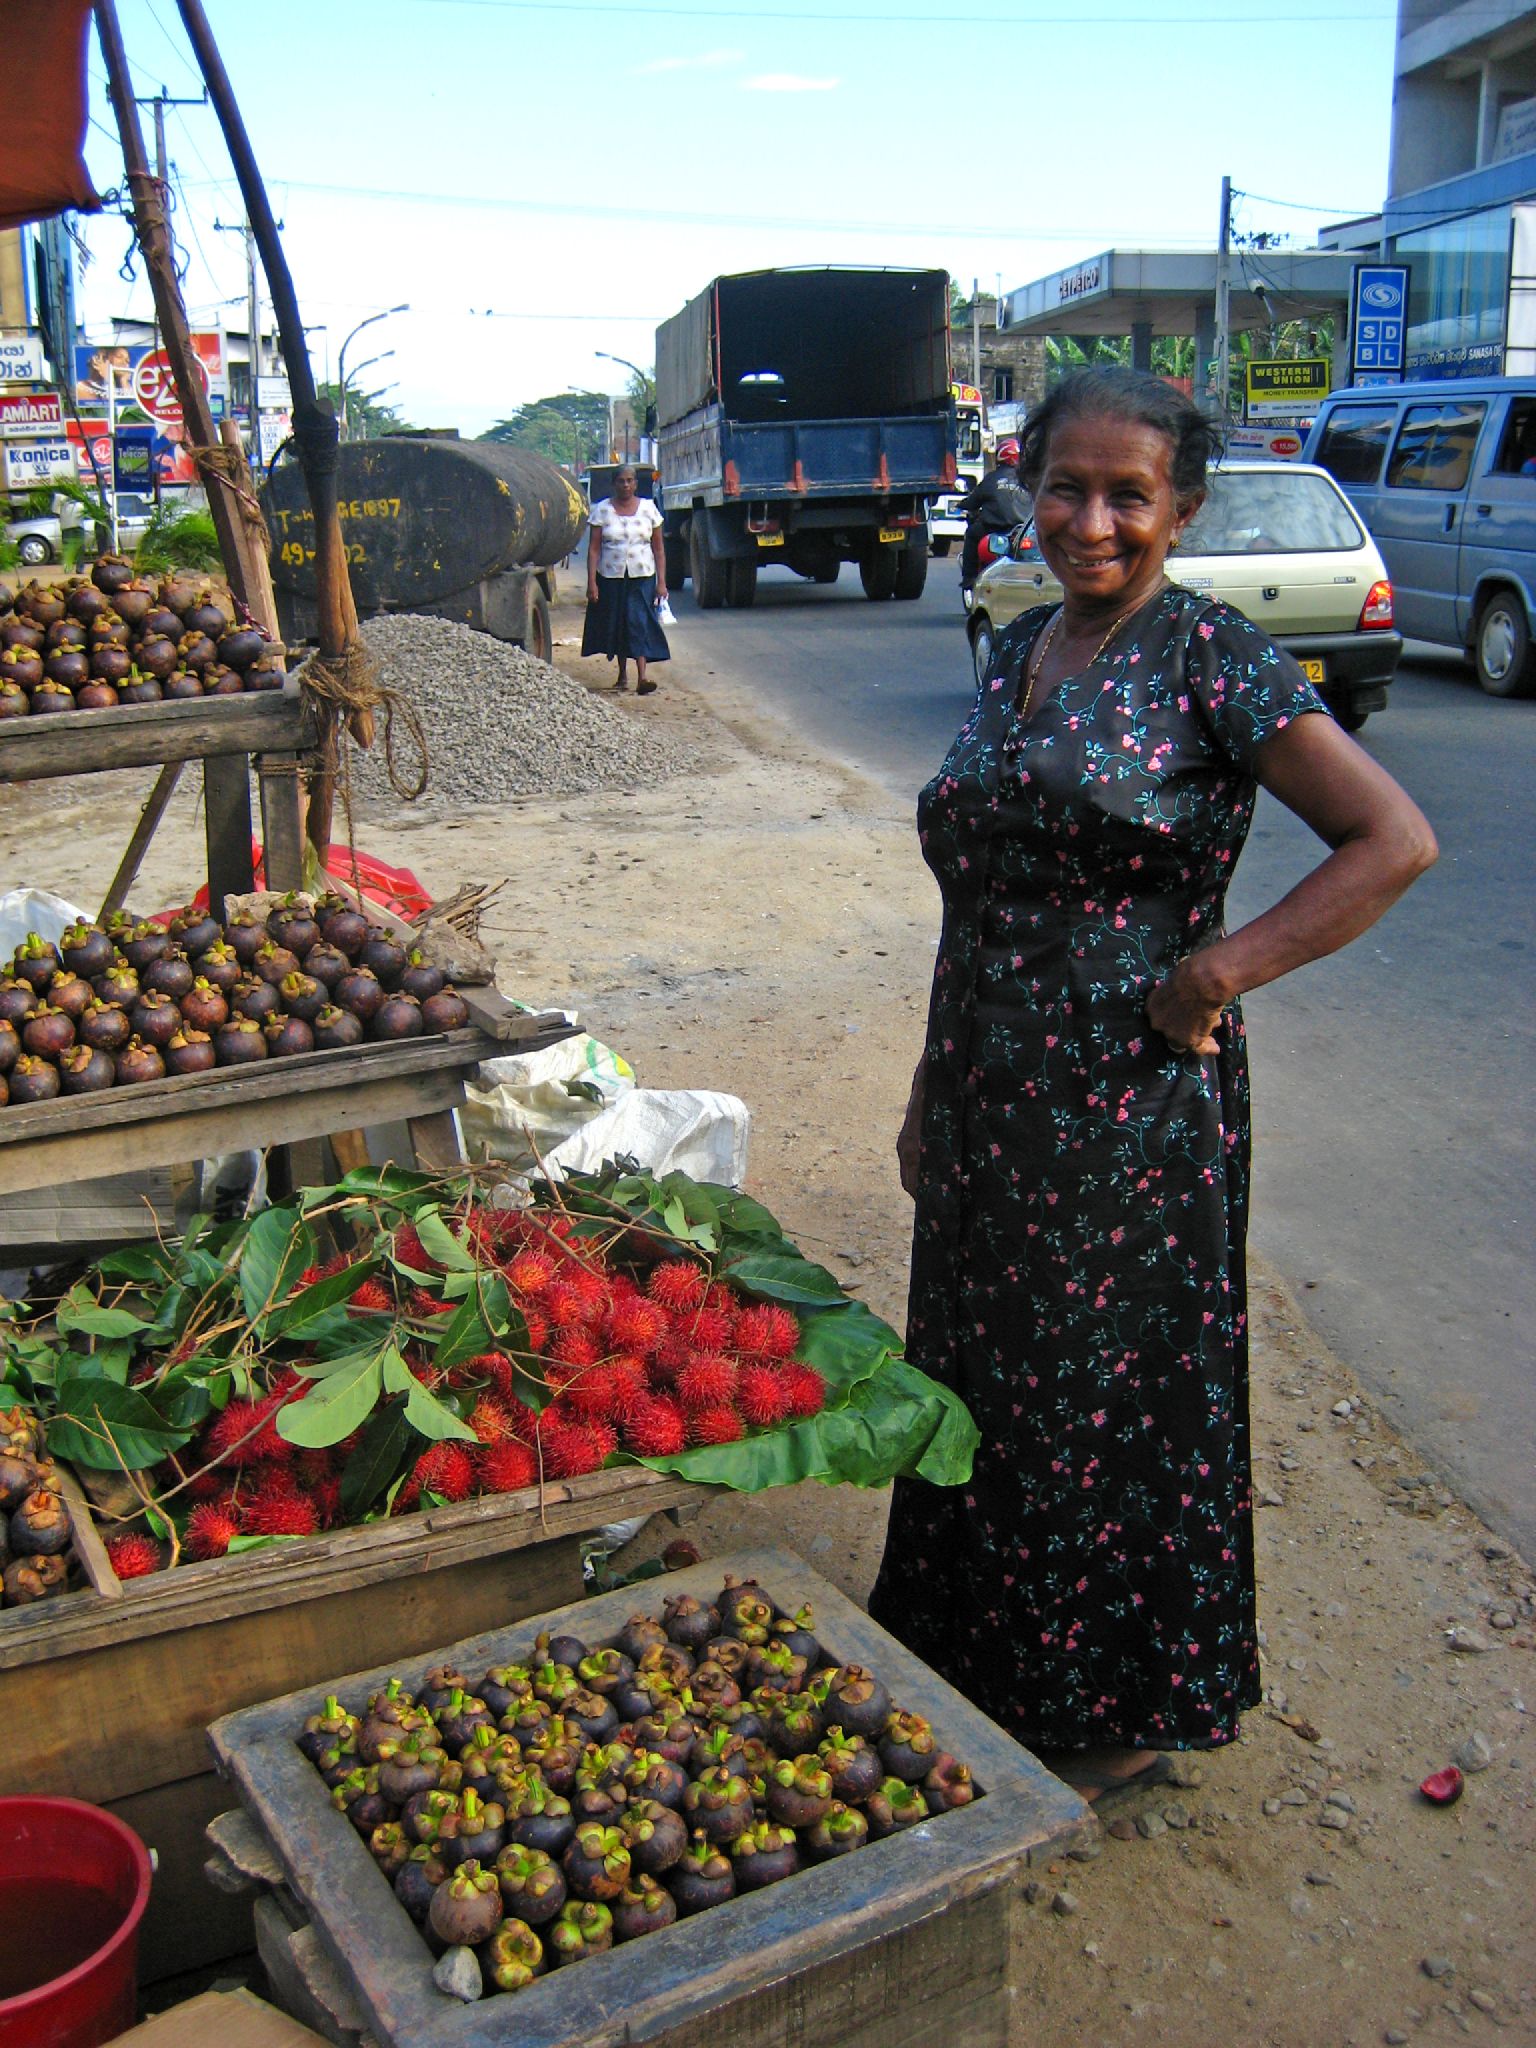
[582,574,670,663]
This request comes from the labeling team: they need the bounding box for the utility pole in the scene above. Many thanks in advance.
[972,278,982,385]
[1214,174,1232,425]
[215,216,277,449]
[134,85,205,185]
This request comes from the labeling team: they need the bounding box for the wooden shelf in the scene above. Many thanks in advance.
[0,679,312,784]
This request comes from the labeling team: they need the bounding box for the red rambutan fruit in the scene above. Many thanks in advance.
[185,1501,241,1561]
[519,1305,550,1356]
[411,1442,476,1503]
[621,1395,688,1458]
[185,1464,227,1501]
[550,1326,603,1371]
[539,1414,607,1480]
[647,1259,709,1313]
[586,1418,619,1461]
[541,1278,587,1330]
[349,1277,394,1314]
[406,1285,453,1319]
[295,1447,336,1490]
[392,1221,440,1274]
[737,1361,793,1429]
[682,1305,735,1353]
[294,1263,326,1289]
[504,1248,556,1298]
[105,1531,162,1579]
[242,1487,321,1538]
[202,1396,285,1469]
[468,1394,519,1446]
[477,1438,539,1495]
[686,1403,745,1448]
[393,1478,421,1514]
[732,1303,801,1361]
[566,1266,611,1325]
[779,1362,827,1420]
[603,1294,670,1356]
[455,1351,514,1397]
[311,1476,343,1529]
[677,1351,738,1412]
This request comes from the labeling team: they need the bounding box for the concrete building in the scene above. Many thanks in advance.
[1322,0,1536,377]
[949,295,1048,410]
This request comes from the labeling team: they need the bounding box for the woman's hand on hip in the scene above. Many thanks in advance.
[896,1058,925,1198]
[1146,953,1225,1056]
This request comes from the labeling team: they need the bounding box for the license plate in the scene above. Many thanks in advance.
[878,528,903,544]
[755,532,784,548]
[1298,658,1326,683]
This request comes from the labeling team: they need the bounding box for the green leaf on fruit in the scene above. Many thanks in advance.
[340,1402,420,1519]
[274,1347,384,1448]
[47,1377,200,1470]
[720,1249,845,1305]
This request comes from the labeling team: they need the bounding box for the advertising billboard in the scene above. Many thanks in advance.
[1244,358,1332,419]
[71,333,226,484]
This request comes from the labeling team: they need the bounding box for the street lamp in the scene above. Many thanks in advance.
[337,303,408,438]
[596,350,655,460]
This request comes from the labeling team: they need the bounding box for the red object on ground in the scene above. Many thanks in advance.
[0,1796,153,2046]
[159,842,432,923]
[1419,1765,1464,1805]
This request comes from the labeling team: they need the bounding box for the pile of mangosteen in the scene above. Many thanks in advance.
[298,1575,979,1999]
[0,556,286,720]
[0,1402,78,1609]
[0,893,471,1105]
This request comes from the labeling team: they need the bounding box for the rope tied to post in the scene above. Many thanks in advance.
[181,439,271,541]
[296,639,431,804]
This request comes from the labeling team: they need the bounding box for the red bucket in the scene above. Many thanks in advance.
[0,1798,152,2048]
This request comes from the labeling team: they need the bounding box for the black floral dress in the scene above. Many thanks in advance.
[869,583,1326,1754]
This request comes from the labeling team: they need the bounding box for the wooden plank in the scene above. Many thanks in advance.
[205,753,258,908]
[209,1547,1089,2048]
[403,1105,461,1172]
[100,761,185,920]
[257,753,308,895]
[0,1467,705,1671]
[55,1463,123,1600]
[0,684,310,784]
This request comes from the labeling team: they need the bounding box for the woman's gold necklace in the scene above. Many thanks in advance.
[1019,602,1138,721]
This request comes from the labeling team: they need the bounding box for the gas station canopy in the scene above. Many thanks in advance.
[999,248,1360,338]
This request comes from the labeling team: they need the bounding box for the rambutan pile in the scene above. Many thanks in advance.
[105,1531,162,1579]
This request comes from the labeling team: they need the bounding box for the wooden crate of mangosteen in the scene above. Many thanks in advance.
[209,1546,1088,2048]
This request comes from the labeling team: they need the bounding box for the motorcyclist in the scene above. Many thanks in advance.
[959,437,1032,601]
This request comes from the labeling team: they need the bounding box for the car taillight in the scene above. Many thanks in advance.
[1358,579,1393,630]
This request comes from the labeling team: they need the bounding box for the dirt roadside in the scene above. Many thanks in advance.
[3,585,1532,2047]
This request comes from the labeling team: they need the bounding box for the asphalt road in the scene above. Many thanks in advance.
[673,554,1536,1556]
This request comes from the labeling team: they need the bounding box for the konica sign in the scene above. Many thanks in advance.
[1351,265,1409,382]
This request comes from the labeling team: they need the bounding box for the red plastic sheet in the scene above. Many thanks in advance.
[160,843,432,922]
[0,0,101,231]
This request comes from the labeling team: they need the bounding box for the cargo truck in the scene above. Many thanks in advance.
[656,267,956,607]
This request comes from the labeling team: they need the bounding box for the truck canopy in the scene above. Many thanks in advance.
[656,267,950,428]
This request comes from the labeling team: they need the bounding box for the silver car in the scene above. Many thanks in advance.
[967,460,1403,730]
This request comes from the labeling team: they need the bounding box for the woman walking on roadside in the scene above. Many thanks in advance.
[870,369,1437,1807]
[583,465,670,694]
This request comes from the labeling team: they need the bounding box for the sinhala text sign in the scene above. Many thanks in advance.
[1245,358,1331,420]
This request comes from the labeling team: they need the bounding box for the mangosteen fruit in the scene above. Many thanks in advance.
[0,1021,17,1075]
[1,646,42,688]
[184,590,232,639]
[718,1574,774,1633]
[494,1844,566,1927]
[120,923,169,971]
[689,1661,744,1717]
[267,898,320,958]
[421,987,470,1034]
[523,1730,581,1797]
[479,1663,534,1719]
[766,1691,824,1758]
[265,1011,316,1058]
[771,1602,822,1667]
[120,674,164,706]
[217,626,265,670]
[60,924,115,980]
[168,909,221,958]
[504,1780,574,1858]
[223,911,266,966]
[864,1776,929,1840]
[417,1663,470,1716]
[46,615,86,650]
[114,1038,166,1087]
[618,1799,687,1878]
[666,1835,735,1918]
[318,903,368,957]
[58,1045,116,1095]
[561,1823,630,1904]
[765,1754,833,1830]
[821,1664,892,1741]
[368,1820,411,1878]
[879,1709,938,1784]
[136,633,179,680]
[402,1786,458,1849]
[177,631,217,673]
[804,1800,870,1861]
[399,951,446,1002]
[142,951,194,1000]
[230,975,280,1024]
[610,1872,678,1943]
[628,1705,698,1768]
[112,580,154,625]
[2,1553,68,1604]
[298,1694,358,1764]
[178,980,229,1034]
[330,1765,392,1836]
[74,680,121,710]
[546,1897,614,1965]
[77,1002,130,1055]
[276,969,325,1023]
[481,1916,546,1993]
[371,991,423,1042]
[90,645,131,685]
[44,649,88,691]
[636,1641,693,1690]
[332,966,383,1022]
[394,1844,449,1924]
[193,941,241,992]
[12,936,61,995]
[357,928,406,987]
[681,1767,754,1845]
[129,991,181,1050]
[621,1750,686,1810]
[565,1688,619,1747]
[439,1787,507,1869]
[662,1592,720,1654]
[434,1688,495,1754]
[164,1029,216,1076]
[687,1725,749,1782]
[215,1017,268,1065]
[0,682,28,719]
[575,1648,635,1699]
[428,1859,503,1949]
[251,940,300,989]
[88,611,130,648]
[45,971,91,1022]
[93,965,139,1008]
[729,1819,800,1891]
[0,980,37,1027]
[22,1004,75,1060]
[923,1754,977,1814]
[30,680,77,714]
[817,1729,883,1804]
[302,941,351,991]
[0,1451,44,1514]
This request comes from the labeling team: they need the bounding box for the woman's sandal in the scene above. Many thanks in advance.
[1054,1752,1181,1810]
[637,678,658,695]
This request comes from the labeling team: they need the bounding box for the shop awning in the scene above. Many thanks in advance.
[0,0,101,231]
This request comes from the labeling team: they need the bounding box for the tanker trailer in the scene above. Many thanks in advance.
[262,437,588,660]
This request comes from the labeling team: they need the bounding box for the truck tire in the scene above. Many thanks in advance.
[526,591,552,664]
[664,531,688,589]
[860,547,899,601]
[726,558,758,608]
[1474,589,1536,697]
[893,547,928,601]
[812,559,840,584]
[689,518,727,610]
[930,537,952,557]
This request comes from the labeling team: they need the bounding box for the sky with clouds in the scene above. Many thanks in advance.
[73,0,1400,437]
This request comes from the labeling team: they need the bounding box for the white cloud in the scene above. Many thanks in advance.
[742,73,841,93]
[638,49,744,74]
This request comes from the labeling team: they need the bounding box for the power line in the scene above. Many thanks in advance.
[1233,186,1374,215]
[420,0,1397,20]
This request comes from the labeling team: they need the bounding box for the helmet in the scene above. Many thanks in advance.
[995,437,1020,466]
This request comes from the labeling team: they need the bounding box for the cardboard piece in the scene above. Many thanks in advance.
[111,1987,330,2048]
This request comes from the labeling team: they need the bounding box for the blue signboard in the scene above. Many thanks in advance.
[113,427,155,492]
[1351,264,1409,383]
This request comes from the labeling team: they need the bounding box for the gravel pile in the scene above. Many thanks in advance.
[345,613,698,811]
